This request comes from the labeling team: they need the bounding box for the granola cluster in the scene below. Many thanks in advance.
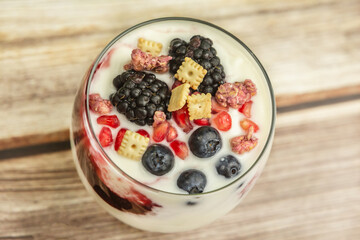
[124,49,172,73]
[215,79,257,108]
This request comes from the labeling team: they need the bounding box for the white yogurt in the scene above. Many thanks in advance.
[89,20,272,194]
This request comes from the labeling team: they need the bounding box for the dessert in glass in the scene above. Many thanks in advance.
[70,17,275,233]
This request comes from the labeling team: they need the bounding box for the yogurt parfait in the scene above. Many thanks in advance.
[70,17,275,232]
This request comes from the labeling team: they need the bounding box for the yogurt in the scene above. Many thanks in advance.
[89,20,272,194]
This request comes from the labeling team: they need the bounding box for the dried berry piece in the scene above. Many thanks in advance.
[230,126,258,154]
[215,79,257,109]
[124,49,172,73]
[89,93,113,114]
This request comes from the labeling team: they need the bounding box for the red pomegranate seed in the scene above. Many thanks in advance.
[136,129,150,138]
[170,140,189,160]
[238,101,253,118]
[193,118,211,126]
[240,119,259,133]
[153,121,170,142]
[99,127,113,147]
[166,126,178,142]
[213,111,232,131]
[97,115,120,128]
[172,106,193,133]
[114,128,128,151]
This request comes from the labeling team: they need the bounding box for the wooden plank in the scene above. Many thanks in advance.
[0,0,359,149]
[0,99,359,239]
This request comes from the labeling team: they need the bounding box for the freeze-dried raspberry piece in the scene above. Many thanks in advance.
[89,93,113,114]
[215,80,257,109]
[124,49,172,73]
[230,126,258,154]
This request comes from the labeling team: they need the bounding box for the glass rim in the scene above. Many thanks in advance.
[85,17,276,196]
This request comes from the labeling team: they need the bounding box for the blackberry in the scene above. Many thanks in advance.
[110,70,171,126]
[169,35,226,96]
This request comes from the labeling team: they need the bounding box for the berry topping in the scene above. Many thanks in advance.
[238,101,253,118]
[136,129,150,138]
[142,144,175,176]
[177,169,207,194]
[114,128,128,151]
[172,106,193,133]
[89,93,113,114]
[211,97,229,113]
[152,121,170,142]
[170,140,189,160]
[96,115,120,128]
[188,126,222,158]
[169,35,225,95]
[193,118,211,126]
[99,127,113,147]
[230,127,258,154]
[216,155,242,178]
[110,70,171,126]
[124,49,172,73]
[166,126,178,142]
[240,119,259,133]
[215,80,256,109]
[213,111,232,131]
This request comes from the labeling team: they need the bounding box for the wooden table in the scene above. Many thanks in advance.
[1,1,359,239]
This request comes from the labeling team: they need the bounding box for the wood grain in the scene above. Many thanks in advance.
[0,99,359,240]
[1,0,359,150]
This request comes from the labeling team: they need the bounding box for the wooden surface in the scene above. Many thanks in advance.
[0,0,359,239]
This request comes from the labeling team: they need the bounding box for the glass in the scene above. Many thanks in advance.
[70,17,276,233]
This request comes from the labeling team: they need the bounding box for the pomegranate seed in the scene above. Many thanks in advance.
[173,106,193,133]
[136,129,150,138]
[171,80,183,89]
[114,128,128,151]
[240,119,259,133]
[153,121,170,142]
[166,126,178,142]
[97,115,120,128]
[213,111,232,131]
[99,127,113,147]
[193,118,211,126]
[170,140,189,160]
[238,101,252,118]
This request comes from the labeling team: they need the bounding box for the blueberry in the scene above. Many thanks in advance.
[177,169,207,194]
[216,155,242,178]
[188,126,222,158]
[142,144,175,176]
